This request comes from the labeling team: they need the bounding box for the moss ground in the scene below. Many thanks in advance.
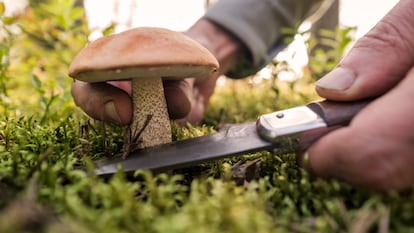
[0,1,413,233]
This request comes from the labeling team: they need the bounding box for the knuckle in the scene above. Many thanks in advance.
[354,19,414,62]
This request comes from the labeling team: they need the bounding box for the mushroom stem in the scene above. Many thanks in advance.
[127,77,172,151]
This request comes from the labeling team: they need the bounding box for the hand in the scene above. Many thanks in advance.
[306,0,414,192]
[71,78,203,125]
[71,19,242,126]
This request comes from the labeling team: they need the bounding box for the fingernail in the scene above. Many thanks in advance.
[316,67,356,91]
[104,101,122,124]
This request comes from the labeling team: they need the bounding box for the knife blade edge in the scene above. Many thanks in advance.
[95,122,275,177]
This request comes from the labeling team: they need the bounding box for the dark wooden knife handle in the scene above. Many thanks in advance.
[307,99,371,127]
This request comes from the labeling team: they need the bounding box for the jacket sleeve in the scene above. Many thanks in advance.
[204,0,328,78]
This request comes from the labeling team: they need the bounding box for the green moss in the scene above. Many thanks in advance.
[0,2,413,233]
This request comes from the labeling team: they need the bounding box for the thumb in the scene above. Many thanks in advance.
[315,0,414,101]
[305,67,414,191]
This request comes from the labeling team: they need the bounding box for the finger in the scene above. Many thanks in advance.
[307,66,414,191]
[315,0,414,101]
[71,80,132,125]
[72,79,195,124]
[108,79,193,119]
[163,79,192,119]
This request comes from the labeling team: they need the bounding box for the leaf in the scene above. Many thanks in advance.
[2,17,16,25]
[0,2,5,15]
[31,74,42,89]
[102,23,116,36]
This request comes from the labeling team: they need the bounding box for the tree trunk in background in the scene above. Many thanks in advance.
[74,0,84,7]
[309,0,339,55]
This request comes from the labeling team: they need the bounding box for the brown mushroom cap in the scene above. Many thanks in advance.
[68,27,219,82]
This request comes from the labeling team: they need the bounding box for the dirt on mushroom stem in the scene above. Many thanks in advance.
[123,76,172,158]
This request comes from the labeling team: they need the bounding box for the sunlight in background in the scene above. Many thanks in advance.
[0,0,398,37]
[2,0,400,81]
[340,0,399,38]
[3,0,399,40]
[82,0,399,40]
[81,0,399,81]
[84,0,205,40]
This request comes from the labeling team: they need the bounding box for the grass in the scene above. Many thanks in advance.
[0,1,413,233]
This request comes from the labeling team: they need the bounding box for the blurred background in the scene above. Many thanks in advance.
[3,0,399,79]
[0,0,401,110]
[4,0,399,40]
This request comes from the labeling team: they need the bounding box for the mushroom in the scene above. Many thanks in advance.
[68,27,219,156]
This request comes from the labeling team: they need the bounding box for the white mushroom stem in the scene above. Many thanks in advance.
[128,77,172,150]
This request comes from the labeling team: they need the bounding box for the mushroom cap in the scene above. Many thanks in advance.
[68,27,219,82]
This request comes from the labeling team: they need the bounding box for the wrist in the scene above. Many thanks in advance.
[185,19,244,75]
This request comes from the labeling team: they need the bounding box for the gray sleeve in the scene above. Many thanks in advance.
[204,0,326,78]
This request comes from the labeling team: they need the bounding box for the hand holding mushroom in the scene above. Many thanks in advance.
[69,27,219,155]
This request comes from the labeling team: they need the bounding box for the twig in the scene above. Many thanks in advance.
[122,114,152,159]
[378,206,390,233]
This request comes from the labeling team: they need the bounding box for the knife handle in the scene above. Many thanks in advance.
[307,99,371,126]
[256,99,372,154]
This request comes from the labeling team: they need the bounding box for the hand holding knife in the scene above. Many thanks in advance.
[95,99,370,177]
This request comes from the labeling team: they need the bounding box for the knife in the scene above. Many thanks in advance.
[94,99,370,177]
